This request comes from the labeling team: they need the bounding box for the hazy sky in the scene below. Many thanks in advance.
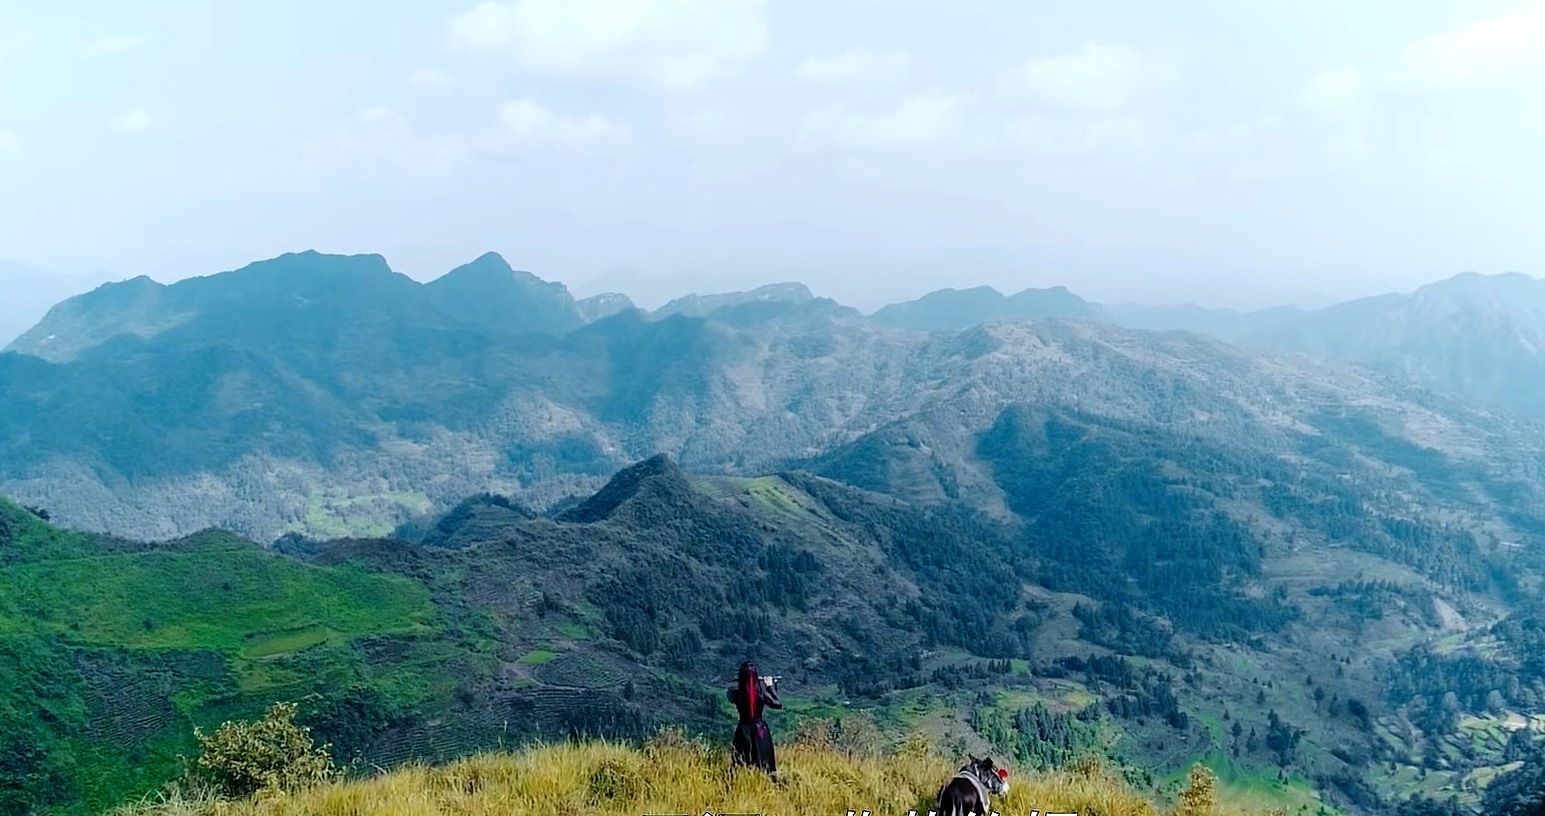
[2,0,1544,313]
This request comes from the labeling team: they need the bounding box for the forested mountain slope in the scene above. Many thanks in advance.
[9,445,1545,815]
[5,254,1545,549]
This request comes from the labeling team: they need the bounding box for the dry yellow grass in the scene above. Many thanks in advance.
[119,729,1258,816]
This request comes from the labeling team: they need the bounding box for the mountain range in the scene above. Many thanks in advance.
[4,251,1544,544]
[7,250,1545,814]
[862,272,1545,417]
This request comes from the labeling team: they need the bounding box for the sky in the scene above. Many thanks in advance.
[2,0,1544,317]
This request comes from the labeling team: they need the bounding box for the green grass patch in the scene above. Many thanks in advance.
[779,692,852,721]
[1059,686,1099,709]
[294,491,434,539]
[555,621,590,640]
[518,648,559,666]
[1432,633,1467,654]
[0,542,435,651]
[241,625,333,658]
[992,688,1052,711]
[1196,711,1226,742]
[1376,763,1463,805]
[1180,750,1332,816]
[744,477,807,517]
[1467,762,1522,791]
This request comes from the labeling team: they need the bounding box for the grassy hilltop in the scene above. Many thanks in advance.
[120,731,1260,816]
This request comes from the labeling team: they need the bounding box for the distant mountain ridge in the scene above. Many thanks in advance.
[865,272,1545,417]
[0,262,115,349]
[14,253,1540,420]
[1245,271,1545,413]
[1102,302,1309,342]
[869,284,1103,331]
[5,250,638,363]
[4,250,1544,542]
[422,251,595,336]
[650,282,816,319]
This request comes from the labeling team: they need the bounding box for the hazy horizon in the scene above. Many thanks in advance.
[2,246,1527,328]
[5,0,1545,317]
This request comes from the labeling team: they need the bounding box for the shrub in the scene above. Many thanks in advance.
[789,717,836,751]
[1068,754,1111,779]
[191,702,336,798]
[1175,764,1218,816]
[831,711,887,758]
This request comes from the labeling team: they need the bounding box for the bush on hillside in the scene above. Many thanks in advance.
[1175,764,1218,816]
[190,702,337,798]
[792,712,890,758]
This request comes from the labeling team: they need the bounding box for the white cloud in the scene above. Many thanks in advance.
[0,130,17,155]
[798,92,976,153]
[1300,68,1370,160]
[1290,5,1545,159]
[795,50,911,92]
[447,0,767,92]
[303,99,627,184]
[999,112,1148,157]
[797,91,1143,157]
[303,109,472,183]
[1390,2,1545,90]
[357,106,407,127]
[494,99,629,145]
[1189,116,1298,181]
[408,68,455,87]
[1302,67,1366,118]
[670,107,741,137]
[996,44,1153,112]
[1321,130,1369,160]
[792,45,1164,161]
[111,110,153,132]
[86,35,143,55]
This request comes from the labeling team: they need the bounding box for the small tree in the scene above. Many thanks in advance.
[1175,764,1218,816]
[192,702,336,798]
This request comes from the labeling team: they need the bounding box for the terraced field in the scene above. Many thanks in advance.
[531,651,629,689]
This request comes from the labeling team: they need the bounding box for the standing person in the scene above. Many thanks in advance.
[727,660,782,777]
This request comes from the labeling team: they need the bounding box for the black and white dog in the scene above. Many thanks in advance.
[936,755,1010,816]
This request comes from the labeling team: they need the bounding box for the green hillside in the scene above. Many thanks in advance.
[6,444,1545,815]
[0,497,438,814]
